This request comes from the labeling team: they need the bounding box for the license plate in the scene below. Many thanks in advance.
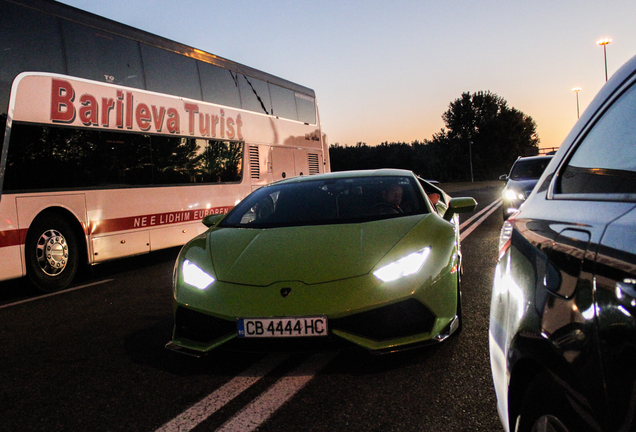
[237,316,328,338]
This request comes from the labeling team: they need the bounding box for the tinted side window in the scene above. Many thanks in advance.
[239,75,271,115]
[150,137,242,184]
[295,92,317,124]
[0,2,65,118]
[269,83,298,120]
[4,123,243,191]
[559,83,636,195]
[4,124,152,190]
[62,20,144,89]
[198,62,241,108]
[141,44,202,100]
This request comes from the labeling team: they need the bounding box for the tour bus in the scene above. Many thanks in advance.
[0,0,329,292]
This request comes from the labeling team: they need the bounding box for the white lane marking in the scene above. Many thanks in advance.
[217,352,338,432]
[0,279,114,310]
[460,199,502,241]
[155,353,290,432]
[460,198,502,231]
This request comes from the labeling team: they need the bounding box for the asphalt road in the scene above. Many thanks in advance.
[0,182,505,432]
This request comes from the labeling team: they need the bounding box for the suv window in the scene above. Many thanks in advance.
[558,82,636,196]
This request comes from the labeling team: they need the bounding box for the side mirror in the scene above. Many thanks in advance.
[202,214,224,228]
[499,174,508,181]
[443,197,478,221]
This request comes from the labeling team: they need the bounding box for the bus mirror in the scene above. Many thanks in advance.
[202,214,224,228]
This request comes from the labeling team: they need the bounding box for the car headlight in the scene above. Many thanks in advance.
[373,247,430,282]
[182,259,215,289]
[498,219,514,259]
[505,189,525,201]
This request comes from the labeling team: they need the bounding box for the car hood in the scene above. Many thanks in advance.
[207,215,429,286]
[505,178,540,196]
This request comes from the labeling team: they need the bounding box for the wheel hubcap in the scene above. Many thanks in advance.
[36,229,69,276]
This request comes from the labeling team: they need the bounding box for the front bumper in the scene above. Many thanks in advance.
[169,271,459,355]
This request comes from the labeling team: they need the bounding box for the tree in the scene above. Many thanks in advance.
[328,91,540,182]
[431,91,539,180]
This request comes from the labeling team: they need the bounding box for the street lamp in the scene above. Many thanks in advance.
[597,38,612,81]
[468,140,474,182]
[572,87,581,118]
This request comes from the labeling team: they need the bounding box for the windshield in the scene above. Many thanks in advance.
[221,175,428,228]
[509,158,552,180]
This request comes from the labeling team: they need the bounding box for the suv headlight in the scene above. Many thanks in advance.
[505,189,525,201]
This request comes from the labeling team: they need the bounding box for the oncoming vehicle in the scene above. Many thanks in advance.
[499,155,552,219]
[0,0,328,292]
[167,169,477,356]
[490,53,636,431]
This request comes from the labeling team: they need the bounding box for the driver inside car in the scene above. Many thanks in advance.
[376,183,404,214]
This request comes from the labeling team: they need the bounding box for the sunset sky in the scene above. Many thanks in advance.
[59,0,636,151]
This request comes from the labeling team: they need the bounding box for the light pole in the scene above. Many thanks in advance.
[597,38,612,81]
[468,140,474,182]
[572,87,581,118]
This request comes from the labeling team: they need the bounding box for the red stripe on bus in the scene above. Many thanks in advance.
[0,229,23,248]
[0,206,232,248]
[87,206,232,235]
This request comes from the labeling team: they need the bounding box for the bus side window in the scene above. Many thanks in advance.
[198,62,241,109]
[62,20,145,89]
[295,92,316,125]
[141,44,202,100]
[269,83,298,121]
[239,75,272,115]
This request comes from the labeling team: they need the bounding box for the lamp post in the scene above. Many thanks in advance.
[468,140,474,182]
[572,87,581,118]
[597,38,612,81]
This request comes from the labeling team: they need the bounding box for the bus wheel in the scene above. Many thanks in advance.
[26,214,79,292]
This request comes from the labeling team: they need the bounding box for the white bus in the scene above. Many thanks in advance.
[0,0,329,292]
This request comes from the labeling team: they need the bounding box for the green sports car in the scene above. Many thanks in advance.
[166,169,477,356]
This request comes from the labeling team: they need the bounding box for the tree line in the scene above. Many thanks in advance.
[329,91,540,182]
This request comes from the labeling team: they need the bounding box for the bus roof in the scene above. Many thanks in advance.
[9,0,315,97]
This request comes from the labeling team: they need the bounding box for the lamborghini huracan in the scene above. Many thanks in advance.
[166,169,477,356]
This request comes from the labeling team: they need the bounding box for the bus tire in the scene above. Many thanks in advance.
[25,213,80,292]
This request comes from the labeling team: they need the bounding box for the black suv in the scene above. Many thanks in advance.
[490,54,636,431]
[500,155,552,219]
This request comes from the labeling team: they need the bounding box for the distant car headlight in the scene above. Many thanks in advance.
[505,189,525,201]
[182,259,215,289]
[373,247,431,282]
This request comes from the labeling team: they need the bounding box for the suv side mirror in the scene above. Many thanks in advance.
[499,174,508,181]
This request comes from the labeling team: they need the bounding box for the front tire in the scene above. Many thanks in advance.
[26,214,80,292]
[515,372,596,432]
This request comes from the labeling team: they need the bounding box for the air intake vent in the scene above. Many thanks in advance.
[249,146,260,179]
[308,153,320,175]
